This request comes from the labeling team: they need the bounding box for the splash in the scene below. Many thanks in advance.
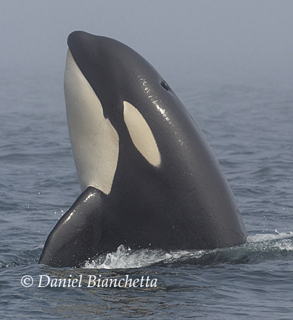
[83,232,293,269]
[247,231,293,243]
[246,231,293,253]
[83,245,204,269]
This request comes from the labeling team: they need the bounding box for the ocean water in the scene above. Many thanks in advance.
[1,69,293,319]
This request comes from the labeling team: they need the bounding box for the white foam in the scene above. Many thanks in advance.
[83,245,204,269]
[82,232,293,269]
[247,231,293,243]
[247,232,293,252]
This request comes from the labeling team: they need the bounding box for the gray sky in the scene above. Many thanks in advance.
[1,0,293,83]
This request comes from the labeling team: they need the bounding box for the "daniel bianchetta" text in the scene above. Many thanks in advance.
[36,274,158,288]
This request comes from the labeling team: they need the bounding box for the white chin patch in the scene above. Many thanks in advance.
[64,49,119,195]
[123,101,161,167]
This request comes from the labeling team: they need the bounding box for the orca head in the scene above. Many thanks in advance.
[61,31,247,259]
[64,31,188,195]
[39,31,247,267]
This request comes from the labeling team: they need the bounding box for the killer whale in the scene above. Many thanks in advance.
[39,31,247,267]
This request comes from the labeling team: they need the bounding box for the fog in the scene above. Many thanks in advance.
[1,0,293,84]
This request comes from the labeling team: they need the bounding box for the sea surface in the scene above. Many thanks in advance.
[1,68,293,319]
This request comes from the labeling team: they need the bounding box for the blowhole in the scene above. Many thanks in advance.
[161,80,170,91]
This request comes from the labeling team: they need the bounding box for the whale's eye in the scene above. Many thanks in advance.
[161,81,170,91]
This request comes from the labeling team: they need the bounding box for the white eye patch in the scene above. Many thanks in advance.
[123,101,161,167]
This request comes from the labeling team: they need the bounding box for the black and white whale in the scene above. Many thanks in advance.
[39,31,247,267]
